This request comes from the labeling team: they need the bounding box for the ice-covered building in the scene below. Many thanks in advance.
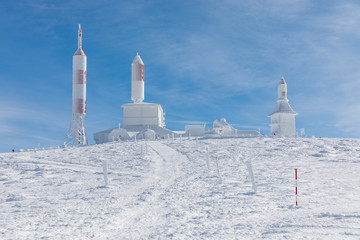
[185,125,205,137]
[205,118,260,138]
[268,77,298,137]
[121,53,165,129]
[135,129,157,140]
[122,103,165,128]
[207,118,235,137]
[93,126,131,143]
[93,53,173,144]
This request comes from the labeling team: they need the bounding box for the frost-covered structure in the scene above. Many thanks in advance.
[268,77,298,137]
[135,129,157,140]
[207,118,235,137]
[93,125,176,144]
[94,126,131,143]
[64,24,88,146]
[131,53,145,103]
[205,118,260,138]
[122,103,165,128]
[93,53,173,144]
[185,125,205,137]
[121,53,165,128]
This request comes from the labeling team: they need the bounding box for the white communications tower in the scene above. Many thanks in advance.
[131,52,145,103]
[64,24,88,146]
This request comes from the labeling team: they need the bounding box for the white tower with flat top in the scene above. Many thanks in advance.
[268,77,298,137]
[64,24,88,146]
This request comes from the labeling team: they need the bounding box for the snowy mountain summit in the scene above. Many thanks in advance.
[1,137,359,239]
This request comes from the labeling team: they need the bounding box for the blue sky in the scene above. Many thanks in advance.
[1,0,360,152]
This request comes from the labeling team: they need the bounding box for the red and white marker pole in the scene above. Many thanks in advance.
[295,168,298,206]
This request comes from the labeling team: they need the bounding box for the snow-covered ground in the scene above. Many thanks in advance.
[0,137,359,239]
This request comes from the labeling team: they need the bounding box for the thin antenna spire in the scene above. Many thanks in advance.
[78,24,82,49]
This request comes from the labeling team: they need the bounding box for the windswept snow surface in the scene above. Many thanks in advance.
[0,138,359,239]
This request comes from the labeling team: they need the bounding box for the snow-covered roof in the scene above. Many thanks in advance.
[121,102,162,108]
[268,100,298,116]
[93,128,114,135]
[122,125,176,137]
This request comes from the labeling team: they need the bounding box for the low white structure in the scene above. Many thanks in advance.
[209,118,235,136]
[93,124,176,144]
[185,125,205,137]
[122,103,165,127]
[135,129,157,140]
[268,77,298,137]
[205,118,260,138]
[93,126,131,144]
[108,128,131,141]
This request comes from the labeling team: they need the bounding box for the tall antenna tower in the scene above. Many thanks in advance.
[64,24,88,146]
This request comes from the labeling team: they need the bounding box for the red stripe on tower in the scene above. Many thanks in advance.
[75,70,86,84]
[75,98,86,114]
[141,65,144,81]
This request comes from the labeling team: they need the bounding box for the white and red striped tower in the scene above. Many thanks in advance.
[64,24,87,146]
[131,53,144,103]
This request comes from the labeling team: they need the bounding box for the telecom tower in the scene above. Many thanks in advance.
[131,52,145,103]
[64,24,88,146]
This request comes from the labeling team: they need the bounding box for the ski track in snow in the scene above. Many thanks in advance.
[0,138,359,239]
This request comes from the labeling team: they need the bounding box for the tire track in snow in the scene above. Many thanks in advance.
[107,142,188,238]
